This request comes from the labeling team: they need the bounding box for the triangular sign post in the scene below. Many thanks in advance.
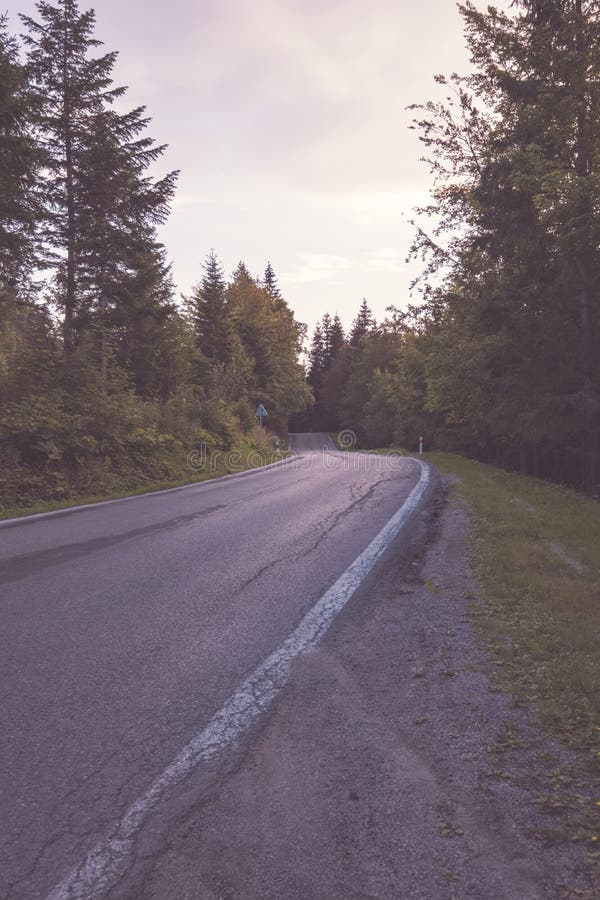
[255,403,268,427]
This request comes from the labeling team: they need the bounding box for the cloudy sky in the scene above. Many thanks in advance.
[5,0,476,332]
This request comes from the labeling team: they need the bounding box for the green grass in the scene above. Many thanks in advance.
[0,450,288,520]
[364,445,599,858]
[426,451,600,856]
[426,452,600,734]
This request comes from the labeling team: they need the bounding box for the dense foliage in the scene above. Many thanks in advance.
[0,2,310,509]
[4,0,599,505]
[302,1,600,495]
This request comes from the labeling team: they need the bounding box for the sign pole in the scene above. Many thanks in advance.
[255,403,268,429]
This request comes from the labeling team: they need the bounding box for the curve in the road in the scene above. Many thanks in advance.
[288,432,336,453]
[45,450,433,900]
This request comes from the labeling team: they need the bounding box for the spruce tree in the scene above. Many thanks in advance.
[349,299,375,346]
[0,15,39,292]
[410,0,600,489]
[321,312,333,369]
[226,263,311,429]
[233,261,253,283]
[21,0,116,355]
[329,314,345,360]
[307,323,325,388]
[192,250,232,367]
[75,103,177,391]
[263,261,285,310]
[21,0,178,366]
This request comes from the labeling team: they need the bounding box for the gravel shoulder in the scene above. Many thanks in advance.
[117,481,595,900]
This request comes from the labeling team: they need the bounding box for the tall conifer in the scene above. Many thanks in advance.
[349,299,375,346]
[409,0,600,489]
[0,15,39,292]
[21,0,178,365]
[192,250,232,367]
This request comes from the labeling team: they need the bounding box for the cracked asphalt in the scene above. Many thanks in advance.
[113,480,592,900]
[0,434,424,899]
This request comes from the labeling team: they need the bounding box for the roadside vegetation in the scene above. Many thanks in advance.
[327,431,600,862]
[430,452,600,859]
[344,445,599,863]
[0,2,310,515]
[306,3,600,851]
[298,1,600,498]
[0,427,285,520]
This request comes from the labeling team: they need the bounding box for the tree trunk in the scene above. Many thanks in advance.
[519,440,527,475]
[62,18,76,361]
[574,0,597,494]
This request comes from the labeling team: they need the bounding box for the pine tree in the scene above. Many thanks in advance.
[227,263,311,430]
[21,0,116,355]
[321,312,333,369]
[110,243,175,397]
[21,0,178,366]
[263,261,285,310]
[192,250,232,367]
[329,314,345,359]
[234,260,253,283]
[0,15,39,292]
[307,323,325,388]
[349,299,375,346]
[75,103,177,390]
[409,0,600,490]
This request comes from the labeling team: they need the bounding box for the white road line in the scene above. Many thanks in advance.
[46,459,432,900]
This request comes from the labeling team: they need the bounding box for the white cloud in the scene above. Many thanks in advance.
[365,248,405,273]
[281,253,354,286]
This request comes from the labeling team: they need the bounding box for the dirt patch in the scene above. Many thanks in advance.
[127,486,595,900]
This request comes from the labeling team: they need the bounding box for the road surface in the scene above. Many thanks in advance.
[0,435,430,899]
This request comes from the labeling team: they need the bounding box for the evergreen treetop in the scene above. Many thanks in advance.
[192,250,232,366]
[0,14,40,289]
[20,0,178,359]
[349,299,376,346]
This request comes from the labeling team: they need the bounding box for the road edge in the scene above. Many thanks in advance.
[45,457,435,900]
[0,453,297,529]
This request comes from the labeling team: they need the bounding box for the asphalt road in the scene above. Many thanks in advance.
[0,434,429,899]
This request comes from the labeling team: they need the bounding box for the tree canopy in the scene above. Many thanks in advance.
[296,1,600,494]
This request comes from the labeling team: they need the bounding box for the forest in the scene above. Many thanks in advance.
[1,0,600,508]
[301,1,600,496]
[0,1,311,509]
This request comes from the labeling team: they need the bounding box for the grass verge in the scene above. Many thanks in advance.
[425,451,600,860]
[363,445,599,862]
[0,450,288,521]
